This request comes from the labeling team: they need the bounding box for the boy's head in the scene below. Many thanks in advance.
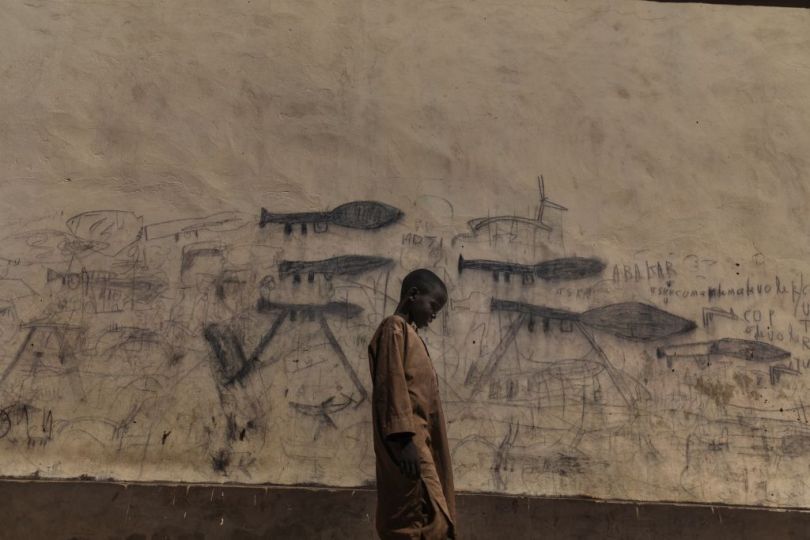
[399,269,448,329]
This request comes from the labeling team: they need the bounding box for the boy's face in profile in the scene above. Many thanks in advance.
[410,287,447,329]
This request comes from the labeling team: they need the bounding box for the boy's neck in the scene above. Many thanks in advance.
[394,302,411,324]
[394,304,417,331]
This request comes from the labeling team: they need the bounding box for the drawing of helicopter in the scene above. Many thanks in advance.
[452,176,567,246]
[469,175,566,233]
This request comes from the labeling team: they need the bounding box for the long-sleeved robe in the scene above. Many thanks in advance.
[368,315,456,539]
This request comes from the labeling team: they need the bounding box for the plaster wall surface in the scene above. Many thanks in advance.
[0,0,809,510]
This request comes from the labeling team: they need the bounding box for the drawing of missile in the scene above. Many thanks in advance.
[259,201,403,234]
[656,339,790,363]
[490,298,696,341]
[657,339,796,384]
[279,255,393,283]
[256,299,363,321]
[458,254,604,283]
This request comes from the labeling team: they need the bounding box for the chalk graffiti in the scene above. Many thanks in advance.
[0,187,806,509]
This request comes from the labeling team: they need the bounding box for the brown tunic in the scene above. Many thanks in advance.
[368,315,456,539]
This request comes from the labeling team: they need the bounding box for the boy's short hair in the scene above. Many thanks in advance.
[400,268,447,299]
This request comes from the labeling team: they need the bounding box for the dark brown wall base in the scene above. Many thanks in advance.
[0,480,807,539]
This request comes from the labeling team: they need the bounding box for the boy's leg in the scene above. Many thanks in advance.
[418,513,449,540]
[418,483,451,540]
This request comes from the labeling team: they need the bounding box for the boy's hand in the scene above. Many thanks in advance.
[388,434,421,479]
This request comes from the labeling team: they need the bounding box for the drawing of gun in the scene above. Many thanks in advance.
[279,255,393,283]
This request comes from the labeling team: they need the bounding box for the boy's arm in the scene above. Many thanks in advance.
[373,320,421,479]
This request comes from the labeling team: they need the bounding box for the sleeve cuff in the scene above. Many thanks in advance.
[382,412,415,438]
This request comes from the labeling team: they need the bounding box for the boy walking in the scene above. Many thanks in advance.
[368,269,456,539]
